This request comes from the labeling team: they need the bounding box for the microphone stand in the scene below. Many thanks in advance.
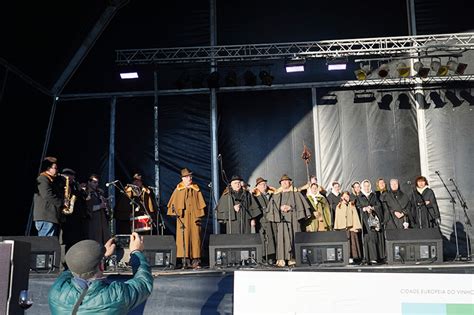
[149,186,165,235]
[435,171,460,260]
[450,178,472,260]
[172,205,187,269]
[109,181,141,234]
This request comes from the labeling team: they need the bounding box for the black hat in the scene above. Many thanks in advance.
[255,177,267,186]
[61,168,76,176]
[279,174,292,183]
[65,240,105,278]
[133,173,143,181]
[230,175,243,182]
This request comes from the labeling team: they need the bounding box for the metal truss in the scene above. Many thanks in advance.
[116,33,474,65]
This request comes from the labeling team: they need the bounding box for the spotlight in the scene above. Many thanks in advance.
[354,91,375,103]
[354,63,371,80]
[414,61,430,78]
[377,64,390,78]
[327,57,347,71]
[398,93,411,109]
[224,71,238,86]
[430,59,449,76]
[259,70,274,86]
[243,70,257,86]
[445,91,464,107]
[119,72,139,79]
[285,58,306,73]
[430,91,447,108]
[378,94,393,110]
[396,62,411,77]
[207,71,220,89]
[460,90,474,105]
[414,92,431,109]
[319,93,338,105]
[447,60,468,75]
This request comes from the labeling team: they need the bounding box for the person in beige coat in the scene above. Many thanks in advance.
[334,191,362,263]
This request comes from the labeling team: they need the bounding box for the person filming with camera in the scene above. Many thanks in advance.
[49,232,153,314]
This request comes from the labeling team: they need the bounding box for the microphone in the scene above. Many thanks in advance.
[208,182,213,188]
[435,170,440,175]
[448,178,453,182]
[217,154,222,160]
[406,180,411,185]
[105,180,119,187]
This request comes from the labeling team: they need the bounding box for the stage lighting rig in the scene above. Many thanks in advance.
[259,70,274,86]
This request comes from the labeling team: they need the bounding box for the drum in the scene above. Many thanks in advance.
[130,215,152,232]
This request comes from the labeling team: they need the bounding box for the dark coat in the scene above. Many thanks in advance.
[382,190,415,229]
[217,189,261,234]
[412,187,440,228]
[33,173,63,224]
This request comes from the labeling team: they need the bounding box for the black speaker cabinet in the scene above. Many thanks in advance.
[0,240,31,315]
[209,234,262,268]
[295,231,349,266]
[142,235,176,269]
[0,236,61,273]
[385,228,443,264]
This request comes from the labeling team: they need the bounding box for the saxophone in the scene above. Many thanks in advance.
[62,175,76,215]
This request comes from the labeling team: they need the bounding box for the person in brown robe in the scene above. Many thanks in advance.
[267,174,312,267]
[167,168,206,269]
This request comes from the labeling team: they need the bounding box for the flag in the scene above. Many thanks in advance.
[301,144,312,164]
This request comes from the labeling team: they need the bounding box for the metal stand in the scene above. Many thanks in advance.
[172,205,187,269]
[450,178,472,261]
[435,171,461,260]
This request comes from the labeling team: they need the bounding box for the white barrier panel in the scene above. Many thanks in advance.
[234,271,474,315]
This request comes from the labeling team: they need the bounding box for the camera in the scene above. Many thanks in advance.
[115,234,131,248]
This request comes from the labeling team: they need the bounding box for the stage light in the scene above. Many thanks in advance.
[445,91,464,107]
[430,59,449,76]
[225,71,238,86]
[398,93,411,109]
[396,62,411,77]
[414,92,431,109]
[285,58,306,72]
[120,72,139,79]
[378,94,393,110]
[207,71,220,89]
[319,94,338,105]
[459,90,474,105]
[430,91,447,108]
[354,91,375,103]
[377,64,390,78]
[446,59,468,75]
[259,70,274,86]
[414,61,430,78]
[354,63,371,80]
[327,57,347,71]
[243,70,257,86]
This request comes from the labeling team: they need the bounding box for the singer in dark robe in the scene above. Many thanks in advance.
[217,175,261,234]
[356,179,384,264]
[167,168,206,269]
[326,181,342,226]
[382,179,415,230]
[412,176,441,228]
[252,177,278,264]
[267,174,311,267]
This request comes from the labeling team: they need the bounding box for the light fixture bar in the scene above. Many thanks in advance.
[120,72,139,79]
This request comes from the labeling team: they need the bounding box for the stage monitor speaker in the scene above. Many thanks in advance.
[295,231,349,266]
[142,235,176,269]
[209,234,262,268]
[0,236,61,273]
[385,228,443,264]
[0,240,31,315]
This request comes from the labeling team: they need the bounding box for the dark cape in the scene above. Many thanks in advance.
[411,187,440,228]
[382,190,415,230]
[356,192,384,262]
[217,188,261,234]
[253,189,278,258]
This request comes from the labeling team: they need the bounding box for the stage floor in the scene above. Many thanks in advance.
[27,261,474,315]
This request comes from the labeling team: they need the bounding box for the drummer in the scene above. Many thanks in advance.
[125,173,159,235]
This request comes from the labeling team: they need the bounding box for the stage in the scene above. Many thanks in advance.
[26,261,474,314]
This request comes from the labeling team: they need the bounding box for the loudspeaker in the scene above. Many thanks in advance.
[385,228,443,264]
[0,236,61,273]
[142,235,176,269]
[0,240,31,315]
[209,234,262,268]
[295,231,349,266]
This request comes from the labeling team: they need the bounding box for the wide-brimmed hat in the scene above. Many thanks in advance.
[133,173,143,181]
[279,174,292,183]
[230,175,243,182]
[65,240,105,277]
[180,168,193,177]
[61,168,76,176]
[255,177,267,186]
